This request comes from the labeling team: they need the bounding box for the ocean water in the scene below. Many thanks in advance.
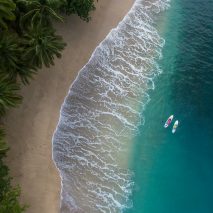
[52,0,213,212]
[127,0,213,212]
[52,0,170,212]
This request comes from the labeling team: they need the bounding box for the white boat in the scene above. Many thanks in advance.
[164,115,174,128]
[172,120,179,133]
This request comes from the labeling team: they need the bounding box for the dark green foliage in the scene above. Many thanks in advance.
[0,33,20,71]
[0,32,36,84]
[0,77,22,116]
[0,186,27,213]
[0,131,26,212]
[22,26,66,68]
[17,0,63,29]
[0,153,27,213]
[0,129,8,154]
[0,152,10,201]
[61,0,96,22]
[13,62,36,85]
[0,0,96,85]
[0,0,16,29]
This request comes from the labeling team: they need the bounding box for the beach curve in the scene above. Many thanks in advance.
[52,0,170,212]
[4,1,134,213]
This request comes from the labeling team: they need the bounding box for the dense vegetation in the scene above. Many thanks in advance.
[0,0,96,211]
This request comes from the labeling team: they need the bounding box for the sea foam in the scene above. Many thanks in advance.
[52,0,170,212]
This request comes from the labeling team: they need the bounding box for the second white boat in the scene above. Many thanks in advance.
[172,120,179,133]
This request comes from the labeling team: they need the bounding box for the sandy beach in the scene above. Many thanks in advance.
[4,1,133,213]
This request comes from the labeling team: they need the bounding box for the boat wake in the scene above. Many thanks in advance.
[52,0,170,212]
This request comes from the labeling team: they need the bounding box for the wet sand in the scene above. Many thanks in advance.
[4,1,134,212]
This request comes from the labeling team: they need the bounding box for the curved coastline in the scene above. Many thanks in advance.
[4,1,134,213]
[52,0,170,212]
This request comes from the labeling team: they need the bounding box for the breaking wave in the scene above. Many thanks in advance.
[52,0,170,212]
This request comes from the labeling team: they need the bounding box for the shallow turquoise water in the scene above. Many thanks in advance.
[127,0,213,212]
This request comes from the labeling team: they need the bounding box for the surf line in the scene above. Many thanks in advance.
[52,0,170,212]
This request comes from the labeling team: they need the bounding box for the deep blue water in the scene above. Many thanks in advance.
[127,0,213,212]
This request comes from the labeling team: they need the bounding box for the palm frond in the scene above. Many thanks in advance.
[0,128,8,153]
[18,0,63,29]
[0,33,20,71]
[0,33,36,84]
[0,0,16,30]
[23,25,66,68]
[0,77,22,116]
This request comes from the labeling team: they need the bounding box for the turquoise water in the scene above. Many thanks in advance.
[127,0,213,212]
[53,0,213,211]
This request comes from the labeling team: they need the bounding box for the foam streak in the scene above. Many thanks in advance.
[53,0,170,212]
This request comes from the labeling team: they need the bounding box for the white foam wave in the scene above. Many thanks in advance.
[52,0,170,212]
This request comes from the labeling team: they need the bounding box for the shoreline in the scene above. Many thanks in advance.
[4,1,134,212]
[52,0,169,212]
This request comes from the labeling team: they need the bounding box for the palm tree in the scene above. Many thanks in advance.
[0,77,22,116]
[62,0,96,22]
[17,0,63,28]
[0,33,36,84]
[0,0,16,30]
[22,25,66,68]
[0,128,8,153]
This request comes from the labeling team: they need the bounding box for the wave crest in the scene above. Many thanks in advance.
[52,0,170,212]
